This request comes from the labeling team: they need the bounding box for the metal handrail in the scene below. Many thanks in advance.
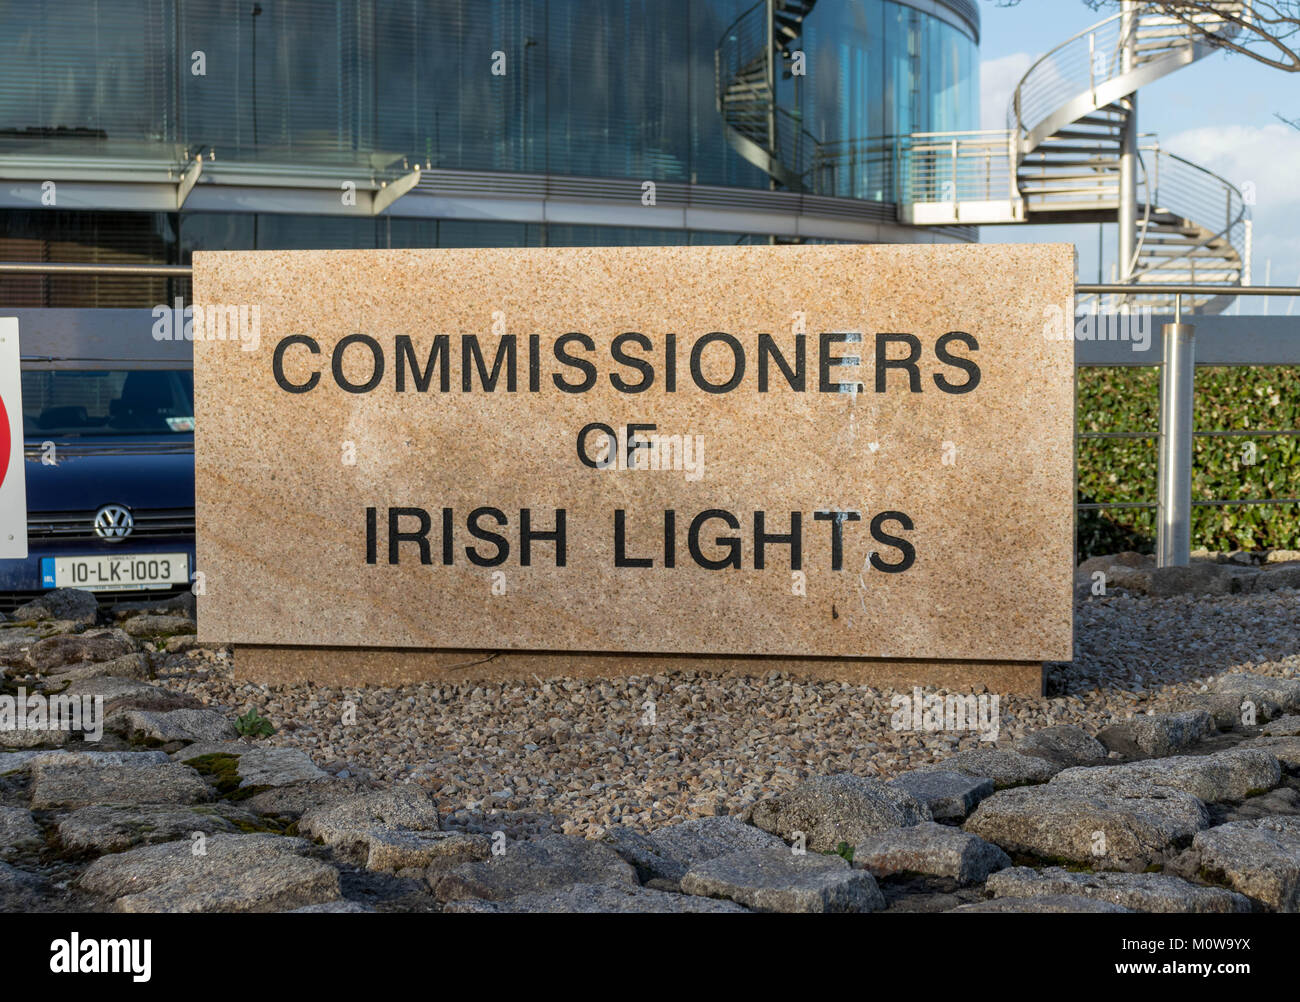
[2,265,1299,296]
[1010,8,1128,136]
[1077,283,1300,295]
[1009,3,1242,138]
[0,263,191,276]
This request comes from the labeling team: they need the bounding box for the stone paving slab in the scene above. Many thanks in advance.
[964,783,1210,871]
[951,894,1133,913]
[1176,816,1300,912]
[887,770,994,823]
[680,847,885,913]
[428,834,637,903]
[1050,748,1281,803]
[29,762,211,810]
[601,815,786,883]
[444,882,750,913]
[78,833,340,913]
[987,866,1251,913]
[853,822,1010,884]
[747,774,930,851]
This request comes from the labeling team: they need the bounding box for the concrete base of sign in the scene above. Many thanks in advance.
[234,645,1046,696]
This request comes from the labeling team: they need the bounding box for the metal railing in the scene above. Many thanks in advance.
[1076,284,1300,566]
[1008,3,1242,140]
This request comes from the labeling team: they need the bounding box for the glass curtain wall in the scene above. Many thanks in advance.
[0,0,976,195]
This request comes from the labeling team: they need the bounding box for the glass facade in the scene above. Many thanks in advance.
[0,0,979,305]
[1,0,977,188]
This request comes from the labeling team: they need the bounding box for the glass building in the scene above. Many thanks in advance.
[0,0,980,306]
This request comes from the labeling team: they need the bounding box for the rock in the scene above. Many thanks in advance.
[1096,710,1215,758]
[1148,563,1234,596]
[120,708,237,744]
[240,777,376,818]
[298,786,441,849]
[0,861,48,910]
[1077,551,1152,575]
[919,748,1060,789]
[852,822,1010,883]
[26,630,135,672]
[1260,715,1300,737]
[1212,674,1300,716]
[445,882,750,913]
[12,589,98,626]
[1014,725,1108,767]
[952,894,1133,913]
[887,770,993,822]
[430,834,637,902]
[987,866,1251,913]
[0,751,46,774]
[0,625,66,669]
[680,847,884,913]
[120,614,197,638]
[1257,563,1300,591]
[174,744,327,788]
[964,783,1210,871]
[1240,736,1300,772]
[1051,748,1282,803]
[47,653,152,683]
[78,833,340,912]
[747,774,930,851]
[0,725,71,749]
[288,900,374,913]
[1178,816,1300,911]
[362,830,491,871]
[162,635,200,654]
[1104,565,1153,594]
[1174,692,1274,730]
[30,761,211,809]
[111,592,196,621]
[440,809,562,841]
[0,806,42,859]
[20,749,169,770]
[601,815,786,883]
[58,676,174,708]
[1216,786,1300,824]
[226,747,327,788]
[56,803,261,853]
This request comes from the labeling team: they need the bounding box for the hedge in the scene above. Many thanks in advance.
[1076,365,1300,560]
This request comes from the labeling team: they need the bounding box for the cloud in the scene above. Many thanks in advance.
[981,52,1033,130]
[1163,122,1300,211]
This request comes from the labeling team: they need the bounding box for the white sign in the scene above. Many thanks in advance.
[0,318,27,559]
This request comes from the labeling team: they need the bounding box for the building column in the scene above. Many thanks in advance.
[1117,0,1138,282]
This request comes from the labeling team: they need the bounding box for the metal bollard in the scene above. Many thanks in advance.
[1156,319,1196,567]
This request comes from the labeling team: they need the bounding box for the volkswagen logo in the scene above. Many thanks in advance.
[93,504,133,541]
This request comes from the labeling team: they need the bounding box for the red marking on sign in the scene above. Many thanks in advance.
[0,392,9,489]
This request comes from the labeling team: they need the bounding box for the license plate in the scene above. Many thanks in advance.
[41,553,190,592]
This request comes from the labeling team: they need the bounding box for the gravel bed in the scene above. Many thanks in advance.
[155,590,1300,838]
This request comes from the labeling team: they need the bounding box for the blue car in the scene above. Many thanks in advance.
[1,367,196,611]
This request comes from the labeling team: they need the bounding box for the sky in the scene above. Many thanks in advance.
[974,0,1300,314]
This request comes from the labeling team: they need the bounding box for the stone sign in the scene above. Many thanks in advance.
[193,244,1074,692]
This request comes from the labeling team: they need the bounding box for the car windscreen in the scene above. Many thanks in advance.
[21,370,195,437]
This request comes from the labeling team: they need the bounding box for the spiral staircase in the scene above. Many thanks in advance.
[715,1,1251,313]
